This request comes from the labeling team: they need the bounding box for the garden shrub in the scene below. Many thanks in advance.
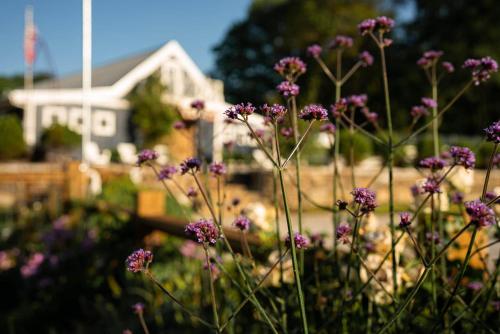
[40,124,81,150]
[0,115,26,160]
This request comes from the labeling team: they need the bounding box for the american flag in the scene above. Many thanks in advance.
[24,12,36,65]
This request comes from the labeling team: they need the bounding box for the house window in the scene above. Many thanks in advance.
[92,110,116,137]
[68,107,83,133]
[41,106,67,128]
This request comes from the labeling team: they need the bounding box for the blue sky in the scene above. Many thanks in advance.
[0,0,252,76]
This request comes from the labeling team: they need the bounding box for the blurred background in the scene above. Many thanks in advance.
[0,0,498,333]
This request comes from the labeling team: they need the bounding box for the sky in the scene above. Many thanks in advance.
[0,0,252,77]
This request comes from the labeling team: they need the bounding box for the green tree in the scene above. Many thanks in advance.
[0,115,26,160]
[212,0,379,105]
[128,72,178,146]
[41,123,81,150]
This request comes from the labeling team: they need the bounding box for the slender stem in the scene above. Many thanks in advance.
[482,143,498,200]
[137,312,150,334]
[315,56,337,83]
[204,248,220,333]
[471,239,500,257]
[340,114,386,145]
[341,61,362,85]
[379,41,398,299]
[145,271,215,329]
[431,64,439,155]
[272,140,285,286]
[404,226,428,266]
[243,120,279,168]
[274,121,309,333]
[281,120,315,168]
[219,249,289,332]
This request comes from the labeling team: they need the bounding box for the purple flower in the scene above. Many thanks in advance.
[329,35,353,49]
[467,281,484,291]
[347,94,368,108]
[484,120,500,143]
[307,44,322,57]
[362,108,379,123]
[209,162,227,177]
[336,200,348,210]
[382,38,393,47]
[280,127,294,139]
[399,212,412,227]
[485,191,498,204]
[423,177,441,194]
[463,57,498,85]
[20,252,45,278]
[261,104,287,120]
[449,146,476,169]
[330,98,348,118]
[451,191,464,204]
[299,104,328,121]
[320,122,336,134]
[173,120,186,130]
[126,249,153,273]
[442,61,455,73]
[158,165,177,180]
[411,184,422,197]
[465,200,496,227]
[421,97,437,109]
[185,219,220,245]
[336,223,352,244]
[233,215,251,231]
[426,231,441,245]
[351,187,377,213]
[285,233,308,249]
[190,99,205,110]
[419,156,447,170]
[132,303,145,314]
[136,149,159,166]
[180,240,203,259]
[410,105,430,118]
[274,57,307,78]
[358,19,376,35]
[225,103,255,120]
[359,51,374,67]
[376,16,395,32]
[277,81,300,97]
[417,50,444,68]
[180,157,202,174]
[187,186,198,198]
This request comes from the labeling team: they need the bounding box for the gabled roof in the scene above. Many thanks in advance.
[34,48,158,89]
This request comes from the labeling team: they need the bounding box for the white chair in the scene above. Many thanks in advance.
[117,143,137,165]
[84,142,111,165]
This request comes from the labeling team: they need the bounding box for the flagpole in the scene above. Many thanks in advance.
[24,6,34,91]
[24,5,36,147]
[82,0,92,165]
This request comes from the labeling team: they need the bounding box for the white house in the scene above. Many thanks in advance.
[8,40,234,162]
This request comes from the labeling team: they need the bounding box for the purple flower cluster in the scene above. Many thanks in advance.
[465,200,496,227]
[185,219,220,246]
[320,122,336,134]
[336,223,352,244]
[421,97,437,109]
[285,233,309,249]
[132,303,145,314]
[158,165,177,180]
[422,177,441,194]
[358,16,395,35]
[20,252,45,278]
[190,99,205,110]
[299,104,328,121]
[426,231,441,245]
[410,106,430,118]
[274,57,307,78]
[467,281,484,291]
[209,162,227,177]
[180,157,202,174]
[351,187,377,213]
[277,81,300,97]
[233,215,251,231]
[225,102,256,120]
[359,51,374,67]
[330,98,348,118]
[449,146,476,169]
[173,120,186,130]
[362,108,378,123]
[187,186,198,198]
[399,212,412,227]
[484,120,500,143]
[419,156,447,171]
[347,94,368,108]
[451,191,464,204]
[136,149,159,166]
[126,249,153,273]
[307,44,322,58]
[261,104,287,120]
[329,35,353,49]
[463,57,498,85]
[281,127,294,139]
[417,50,444,68]
[442,61,455,73]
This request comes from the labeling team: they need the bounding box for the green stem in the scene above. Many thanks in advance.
[205,248,221,333]
[137,312,150,334]
[274,121,309,334]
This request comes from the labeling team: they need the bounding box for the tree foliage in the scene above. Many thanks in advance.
[40,124,81,150]
[128,72,177,146]
[0,115,26,160]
